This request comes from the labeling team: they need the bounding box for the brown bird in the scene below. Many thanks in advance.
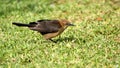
[12,19,75,41]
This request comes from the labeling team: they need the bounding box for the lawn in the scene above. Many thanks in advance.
[0,0,120,68]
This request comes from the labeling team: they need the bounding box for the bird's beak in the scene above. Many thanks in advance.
[67,23,75,26]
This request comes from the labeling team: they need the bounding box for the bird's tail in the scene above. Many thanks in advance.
[12,22,30,27]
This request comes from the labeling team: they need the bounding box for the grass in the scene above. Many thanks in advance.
[0,0,120,68]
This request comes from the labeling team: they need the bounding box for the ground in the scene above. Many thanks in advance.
[0,0,120,68]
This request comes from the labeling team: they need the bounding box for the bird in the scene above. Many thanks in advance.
[12,19,75,41]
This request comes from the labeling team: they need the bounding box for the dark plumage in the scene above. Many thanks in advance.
[12,19,75,40]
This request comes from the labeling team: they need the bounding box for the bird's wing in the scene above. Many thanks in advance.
[37,20,51,22]
[29,20,62,35]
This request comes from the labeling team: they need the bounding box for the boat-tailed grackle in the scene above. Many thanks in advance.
[12,19,75,41]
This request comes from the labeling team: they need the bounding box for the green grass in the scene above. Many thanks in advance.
[0,0,120,68]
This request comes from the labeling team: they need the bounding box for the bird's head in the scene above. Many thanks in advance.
[60,20,75,27]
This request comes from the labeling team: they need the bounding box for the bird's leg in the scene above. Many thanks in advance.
[49,39,57,43]
[59,35,61,40]
[49,39,54,41]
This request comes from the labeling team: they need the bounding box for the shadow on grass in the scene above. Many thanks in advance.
[42,36,76,43]
[53,36,75,43]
